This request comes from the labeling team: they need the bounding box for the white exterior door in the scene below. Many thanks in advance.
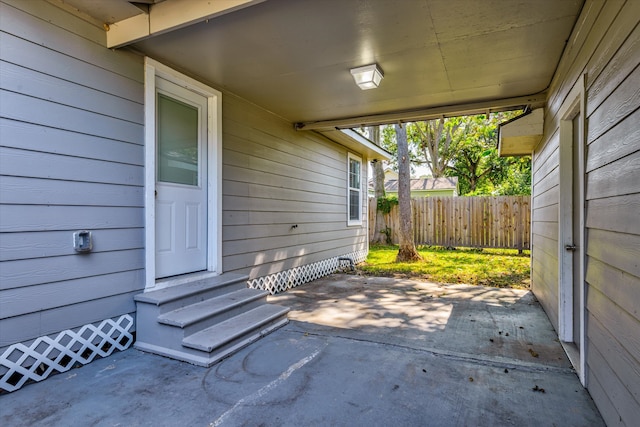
[155,77,208,278]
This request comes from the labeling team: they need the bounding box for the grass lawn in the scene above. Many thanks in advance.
[359,245,531,289]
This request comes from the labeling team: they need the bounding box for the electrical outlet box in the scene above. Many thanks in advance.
[73,230,93,253]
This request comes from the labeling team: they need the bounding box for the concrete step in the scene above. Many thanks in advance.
[134,272,289,368]
[134,272,248,314]
[183,304,290,353]
[157,288,269,335]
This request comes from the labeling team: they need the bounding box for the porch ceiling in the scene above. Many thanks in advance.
[62,0,584,128]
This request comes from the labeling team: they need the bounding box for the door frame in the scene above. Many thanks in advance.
[557,73,586,384]
[144,57,223,289]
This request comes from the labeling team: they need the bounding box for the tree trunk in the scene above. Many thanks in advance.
[394,123,422,262]
[369,126,389,245]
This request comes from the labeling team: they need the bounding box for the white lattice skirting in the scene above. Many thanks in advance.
[248,250,367,294]
[0,314,134,393]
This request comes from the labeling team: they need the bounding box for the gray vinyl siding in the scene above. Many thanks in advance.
[221,94,368,279]
[0,1,145,347]
[532,0,640,424]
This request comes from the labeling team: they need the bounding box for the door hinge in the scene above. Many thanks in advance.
[565,244,577,251]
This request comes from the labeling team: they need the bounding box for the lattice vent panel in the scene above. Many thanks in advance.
[0,314,134,393]
[248,250,367,294]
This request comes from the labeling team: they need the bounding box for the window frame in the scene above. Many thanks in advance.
[347,152,363,226]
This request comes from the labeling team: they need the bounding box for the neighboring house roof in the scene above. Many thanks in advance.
[384,177,458,193]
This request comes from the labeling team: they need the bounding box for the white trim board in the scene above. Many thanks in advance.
[143,57,223,290]
[557,74,586,385]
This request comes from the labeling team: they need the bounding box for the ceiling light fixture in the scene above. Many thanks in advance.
[350,64,384,90]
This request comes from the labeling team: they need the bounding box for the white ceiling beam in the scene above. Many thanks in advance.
[295,92,548,131]
[106,0,266,48]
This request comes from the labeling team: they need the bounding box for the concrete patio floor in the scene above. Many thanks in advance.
[0,274,603,426]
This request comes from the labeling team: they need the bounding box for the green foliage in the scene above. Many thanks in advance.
[362,245,531,289]
[492,156,532,195]
[376,195,398,214]
[366,112,532,196]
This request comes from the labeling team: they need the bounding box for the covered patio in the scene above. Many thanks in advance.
[1,274,603,426]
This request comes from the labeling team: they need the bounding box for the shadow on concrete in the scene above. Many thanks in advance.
[269,274,568,368]
[0,274,604,427]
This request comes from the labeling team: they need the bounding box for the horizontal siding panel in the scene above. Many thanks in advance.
[0,147,144,185]
[223,228,363,257]
[0,292,138,347]
[223,180,345,205]
[587,286,640,387]
[586,6,640,114]
[586,150,640,200]
[586,107,640,173]
[224,222,347,241]
[222,210,250,226]
[1,269,144,319]
[0,249,144,290]
[0,32,142,103]
[0,119,144,162]
[587,338,640,426]
[532,167,558,197]
[0,60,143,124]
[586,194,640,235]
[532,133,559,175]
[587,315,640,410]
[222,173,346,197]
[224,98,344,163]
[531,256,559,329]
[532,154,559,187]
[0,176,143,207]
[0,90,143,144]
[0,228,144,262]
[586,256,640,329]
[0,2,143,82]
[223,98,296,140]
[223,148,343,189]
[223,235,367,272]
[532,186,558,210]
[221,91,365,285]
[586,365,625,427]
[532,204,558,222]
[223,210,346,226]
[223,124,344,167]
[544,0,607,121]
[223,195,344,214]
[225,134,343,179]
[2,0,104,44]
[531,221,558,240]
[534,3,639,423]
[587,228,640,279]
[238,242,368,280]
[0,205,144,232]
[244,127,344,171]
[532,232,558,259]
[587,63,640,143]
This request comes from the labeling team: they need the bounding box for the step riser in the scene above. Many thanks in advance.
[140,280,247,315]
[136,316,289,367]
[134,272,289,368]
[169,295,268,336]
[182,306,290,352]
[193,316,289,367]
[136,308,191,353]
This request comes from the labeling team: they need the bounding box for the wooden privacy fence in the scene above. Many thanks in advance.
[369,196,530,250]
